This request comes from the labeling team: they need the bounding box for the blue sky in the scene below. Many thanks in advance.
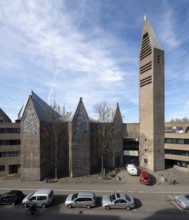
[0,0,189,123]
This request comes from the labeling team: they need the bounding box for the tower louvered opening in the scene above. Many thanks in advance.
[140,32,152,60]
[140,76,152,87]
[140,61,152,74]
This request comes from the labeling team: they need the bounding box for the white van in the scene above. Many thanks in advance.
[22,188,54,208]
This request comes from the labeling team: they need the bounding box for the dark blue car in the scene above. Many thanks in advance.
[0,190,24,206]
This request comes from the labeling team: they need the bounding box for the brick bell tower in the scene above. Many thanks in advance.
[139,16,165,171]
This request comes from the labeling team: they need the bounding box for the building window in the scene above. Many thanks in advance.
[0,128,20,134]
[157,55,161,64]
[0,151,20,158]
[0,140,20,146]
[177,139,184,144]
[165,138,172,143]
[0,165,5,171]
[165,138,189,144]
[23,107,38,135]
[73,109,88,135]
[165,149,189,156]
[144,159,148,164]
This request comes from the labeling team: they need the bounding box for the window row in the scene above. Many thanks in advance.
[0,128,20,134]
[165,138,189,144]
[165,149,189,156]
[0,140,20,146]
[0,151,20,158]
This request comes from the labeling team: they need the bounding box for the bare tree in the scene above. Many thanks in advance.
[41,101,69,180]
[94,102,122,175]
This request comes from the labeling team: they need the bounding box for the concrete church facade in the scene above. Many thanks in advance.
[18,92,123,181]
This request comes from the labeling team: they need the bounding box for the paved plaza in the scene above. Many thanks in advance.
[0,167,189,190]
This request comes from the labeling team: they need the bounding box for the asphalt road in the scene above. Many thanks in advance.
[0,180,189,220]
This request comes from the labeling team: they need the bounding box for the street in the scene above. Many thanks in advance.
[0,182,189,220]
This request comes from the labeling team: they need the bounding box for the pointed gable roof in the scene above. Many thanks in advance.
[72,97,89,122]
[18,91,60,122]
[143,17,164,51]
[113,103,123,124]
[0,108,12,122]
[72,97,89,135]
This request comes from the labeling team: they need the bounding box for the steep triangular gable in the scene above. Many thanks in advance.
[72,97,89,135]
[22,96,39,135]
[0,108,11,122]
[19,91,60,122]
[140,17,164,52]
[31,91,60,122]
[113,103,123,124]
[140,17,164,62]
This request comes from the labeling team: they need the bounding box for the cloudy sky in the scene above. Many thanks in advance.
[0,0,189,122]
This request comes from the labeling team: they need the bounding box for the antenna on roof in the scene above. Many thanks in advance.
[144,10,147,21]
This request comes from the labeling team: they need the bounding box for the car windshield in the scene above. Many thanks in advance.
[72,193,78,200]
[144,177,149,180]
[28,193,34,198]
[110,194,116,202]
[185,195,189,200]
[125,195,131,202]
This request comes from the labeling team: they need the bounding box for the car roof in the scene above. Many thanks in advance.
[140,170,149,176]
[115,192,126,200]
[77,192,95,198]
[34,189,53,194]
[7,190,22,195]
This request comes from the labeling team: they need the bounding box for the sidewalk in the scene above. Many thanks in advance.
[0,167,188,194]
[58,167,189,186]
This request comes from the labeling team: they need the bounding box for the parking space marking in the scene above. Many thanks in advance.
[167,195,185,213]
[171,200,183,212]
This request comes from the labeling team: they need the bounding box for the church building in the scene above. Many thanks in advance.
[2,16,188,181]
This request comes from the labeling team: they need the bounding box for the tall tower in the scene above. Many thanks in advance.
[139,16,165,171]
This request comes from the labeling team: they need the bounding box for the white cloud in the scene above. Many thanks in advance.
[0,0,136,121]
[1,0,188,123]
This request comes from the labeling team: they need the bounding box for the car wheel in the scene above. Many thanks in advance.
[41,204,46,208]
[67,204,72,209]
[126,206,131,211]
[86,205,91,209]
[23,203,28,208]
[11,202,16,206]
[105,206,110,210]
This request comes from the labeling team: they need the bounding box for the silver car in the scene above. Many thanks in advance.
[22,189,54,208]
[102,192,135,210]
[175,194,189,209]
[65,192,96,209]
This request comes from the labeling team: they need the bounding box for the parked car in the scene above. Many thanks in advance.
[139,170,151,185]
[126,164,138,176]
[0,190,24,206]
[65,192,96,209]
[102,192,135,210]
[22,188,54,208]
[175,194,189,209]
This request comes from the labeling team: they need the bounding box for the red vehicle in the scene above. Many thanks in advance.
[139,170,151,185]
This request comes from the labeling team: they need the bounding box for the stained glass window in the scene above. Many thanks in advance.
[73,109,88,134]
[23,107,38,135]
